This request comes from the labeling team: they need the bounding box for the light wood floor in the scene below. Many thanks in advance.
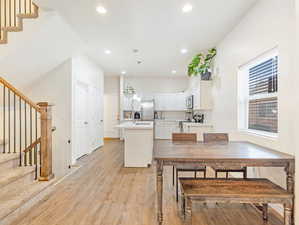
[11,140,284,225]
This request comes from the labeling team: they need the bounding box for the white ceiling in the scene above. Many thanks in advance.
[40,0,258,77]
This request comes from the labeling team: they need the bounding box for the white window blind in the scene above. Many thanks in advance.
[249,56,278,95]
[238,49,278,135]
[248,56,278,133]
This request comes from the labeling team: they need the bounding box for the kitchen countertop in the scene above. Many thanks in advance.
[183,122,213,127]
[116,121,154,130]
[154,120,213,127]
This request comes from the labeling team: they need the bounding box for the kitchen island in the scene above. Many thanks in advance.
[116,121,154,167]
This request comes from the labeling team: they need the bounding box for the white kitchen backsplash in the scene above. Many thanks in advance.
[160,111,185,120]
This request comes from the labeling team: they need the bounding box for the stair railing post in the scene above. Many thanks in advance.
[37,102,54,181]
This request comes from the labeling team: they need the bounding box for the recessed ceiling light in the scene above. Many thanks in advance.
[121,71,127,75]
[96,6,107,14]
[172,70,177,74]
[182,3,193,13]
[104,49,111,54]
[181,48,188,54]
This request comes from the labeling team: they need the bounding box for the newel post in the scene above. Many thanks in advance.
[37,102,54,181]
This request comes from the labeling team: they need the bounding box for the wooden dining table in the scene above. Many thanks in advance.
[153,140,295,225]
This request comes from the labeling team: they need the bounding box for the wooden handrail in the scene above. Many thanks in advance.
[0,76,54,181]
[23,137,41,153]
[0,77,41,112]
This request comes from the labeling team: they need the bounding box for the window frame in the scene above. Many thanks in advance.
[238,48,278,138]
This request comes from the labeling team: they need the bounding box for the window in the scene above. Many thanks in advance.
[238,49,278,135]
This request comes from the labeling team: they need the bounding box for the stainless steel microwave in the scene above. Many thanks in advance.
[186,95,194,109]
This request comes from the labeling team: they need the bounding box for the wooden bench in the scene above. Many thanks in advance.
[179,178,293,225]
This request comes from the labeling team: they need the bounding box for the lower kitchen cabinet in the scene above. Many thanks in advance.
[183,123,213,141]
[155,121,180,139]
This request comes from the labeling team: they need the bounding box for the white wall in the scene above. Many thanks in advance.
[212,0,296,215]
[71,55,104,163]
[0,10,86,90]
[294,0,299,222]
[26,55,104,174]
[104,76,120,138]
[26,59,73,178]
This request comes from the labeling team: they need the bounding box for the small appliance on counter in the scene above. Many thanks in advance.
[185,109,193,122]
[134,111,141,120]
[193,113,204,123]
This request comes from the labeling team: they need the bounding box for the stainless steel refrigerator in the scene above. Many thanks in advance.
[141,100,155,121]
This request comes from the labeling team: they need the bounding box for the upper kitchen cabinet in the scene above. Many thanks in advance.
[193,80,213,110]
[155,93,186,111]
[123,96,141,111]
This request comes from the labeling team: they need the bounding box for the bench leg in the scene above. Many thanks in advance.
[185,197,192,225]
[262,204,268,220]
[172,166,175,186]
[176,169,179,202]
[181,193,186,218]
[244,167,247,179]
[284,202,293,225]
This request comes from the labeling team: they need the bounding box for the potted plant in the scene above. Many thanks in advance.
[188,48,217,80]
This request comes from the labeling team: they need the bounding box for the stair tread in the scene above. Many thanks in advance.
[0,178,56,220]
[0,153,19,165]
[0,2,38,45]
[0,166,35,188]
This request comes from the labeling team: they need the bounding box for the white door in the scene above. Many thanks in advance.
[74,81,89,161]
[104,93,119,138]
[90,86,104,149]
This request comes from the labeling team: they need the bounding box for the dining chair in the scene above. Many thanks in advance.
[172,133,207,202]
[203,133,247,179]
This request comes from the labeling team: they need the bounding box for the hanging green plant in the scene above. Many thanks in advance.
[188,47,217,80]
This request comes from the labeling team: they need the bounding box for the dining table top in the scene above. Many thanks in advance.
[153,140,294,162]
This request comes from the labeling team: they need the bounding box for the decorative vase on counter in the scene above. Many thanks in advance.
[201,71,212,80]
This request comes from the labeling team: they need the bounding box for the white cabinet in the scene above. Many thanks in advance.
[155,121,180,139]
[155,93,186,111]
[193,81,213,110]
[123,96,132,111]
[123,96,141,111]
[183,123,213,141]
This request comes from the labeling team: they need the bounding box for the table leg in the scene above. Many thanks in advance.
[285,162,295,225]
[262,204,268,220]
[157,160,163,225]
[284,201,293,225]
[185,197,192,225]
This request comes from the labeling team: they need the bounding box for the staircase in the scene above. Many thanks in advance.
[0,0,39,44]
[0,77,55,225]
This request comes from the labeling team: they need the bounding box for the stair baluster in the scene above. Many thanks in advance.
[0,77,54,181]
[0,0,38,44]
[3,85,5,153]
